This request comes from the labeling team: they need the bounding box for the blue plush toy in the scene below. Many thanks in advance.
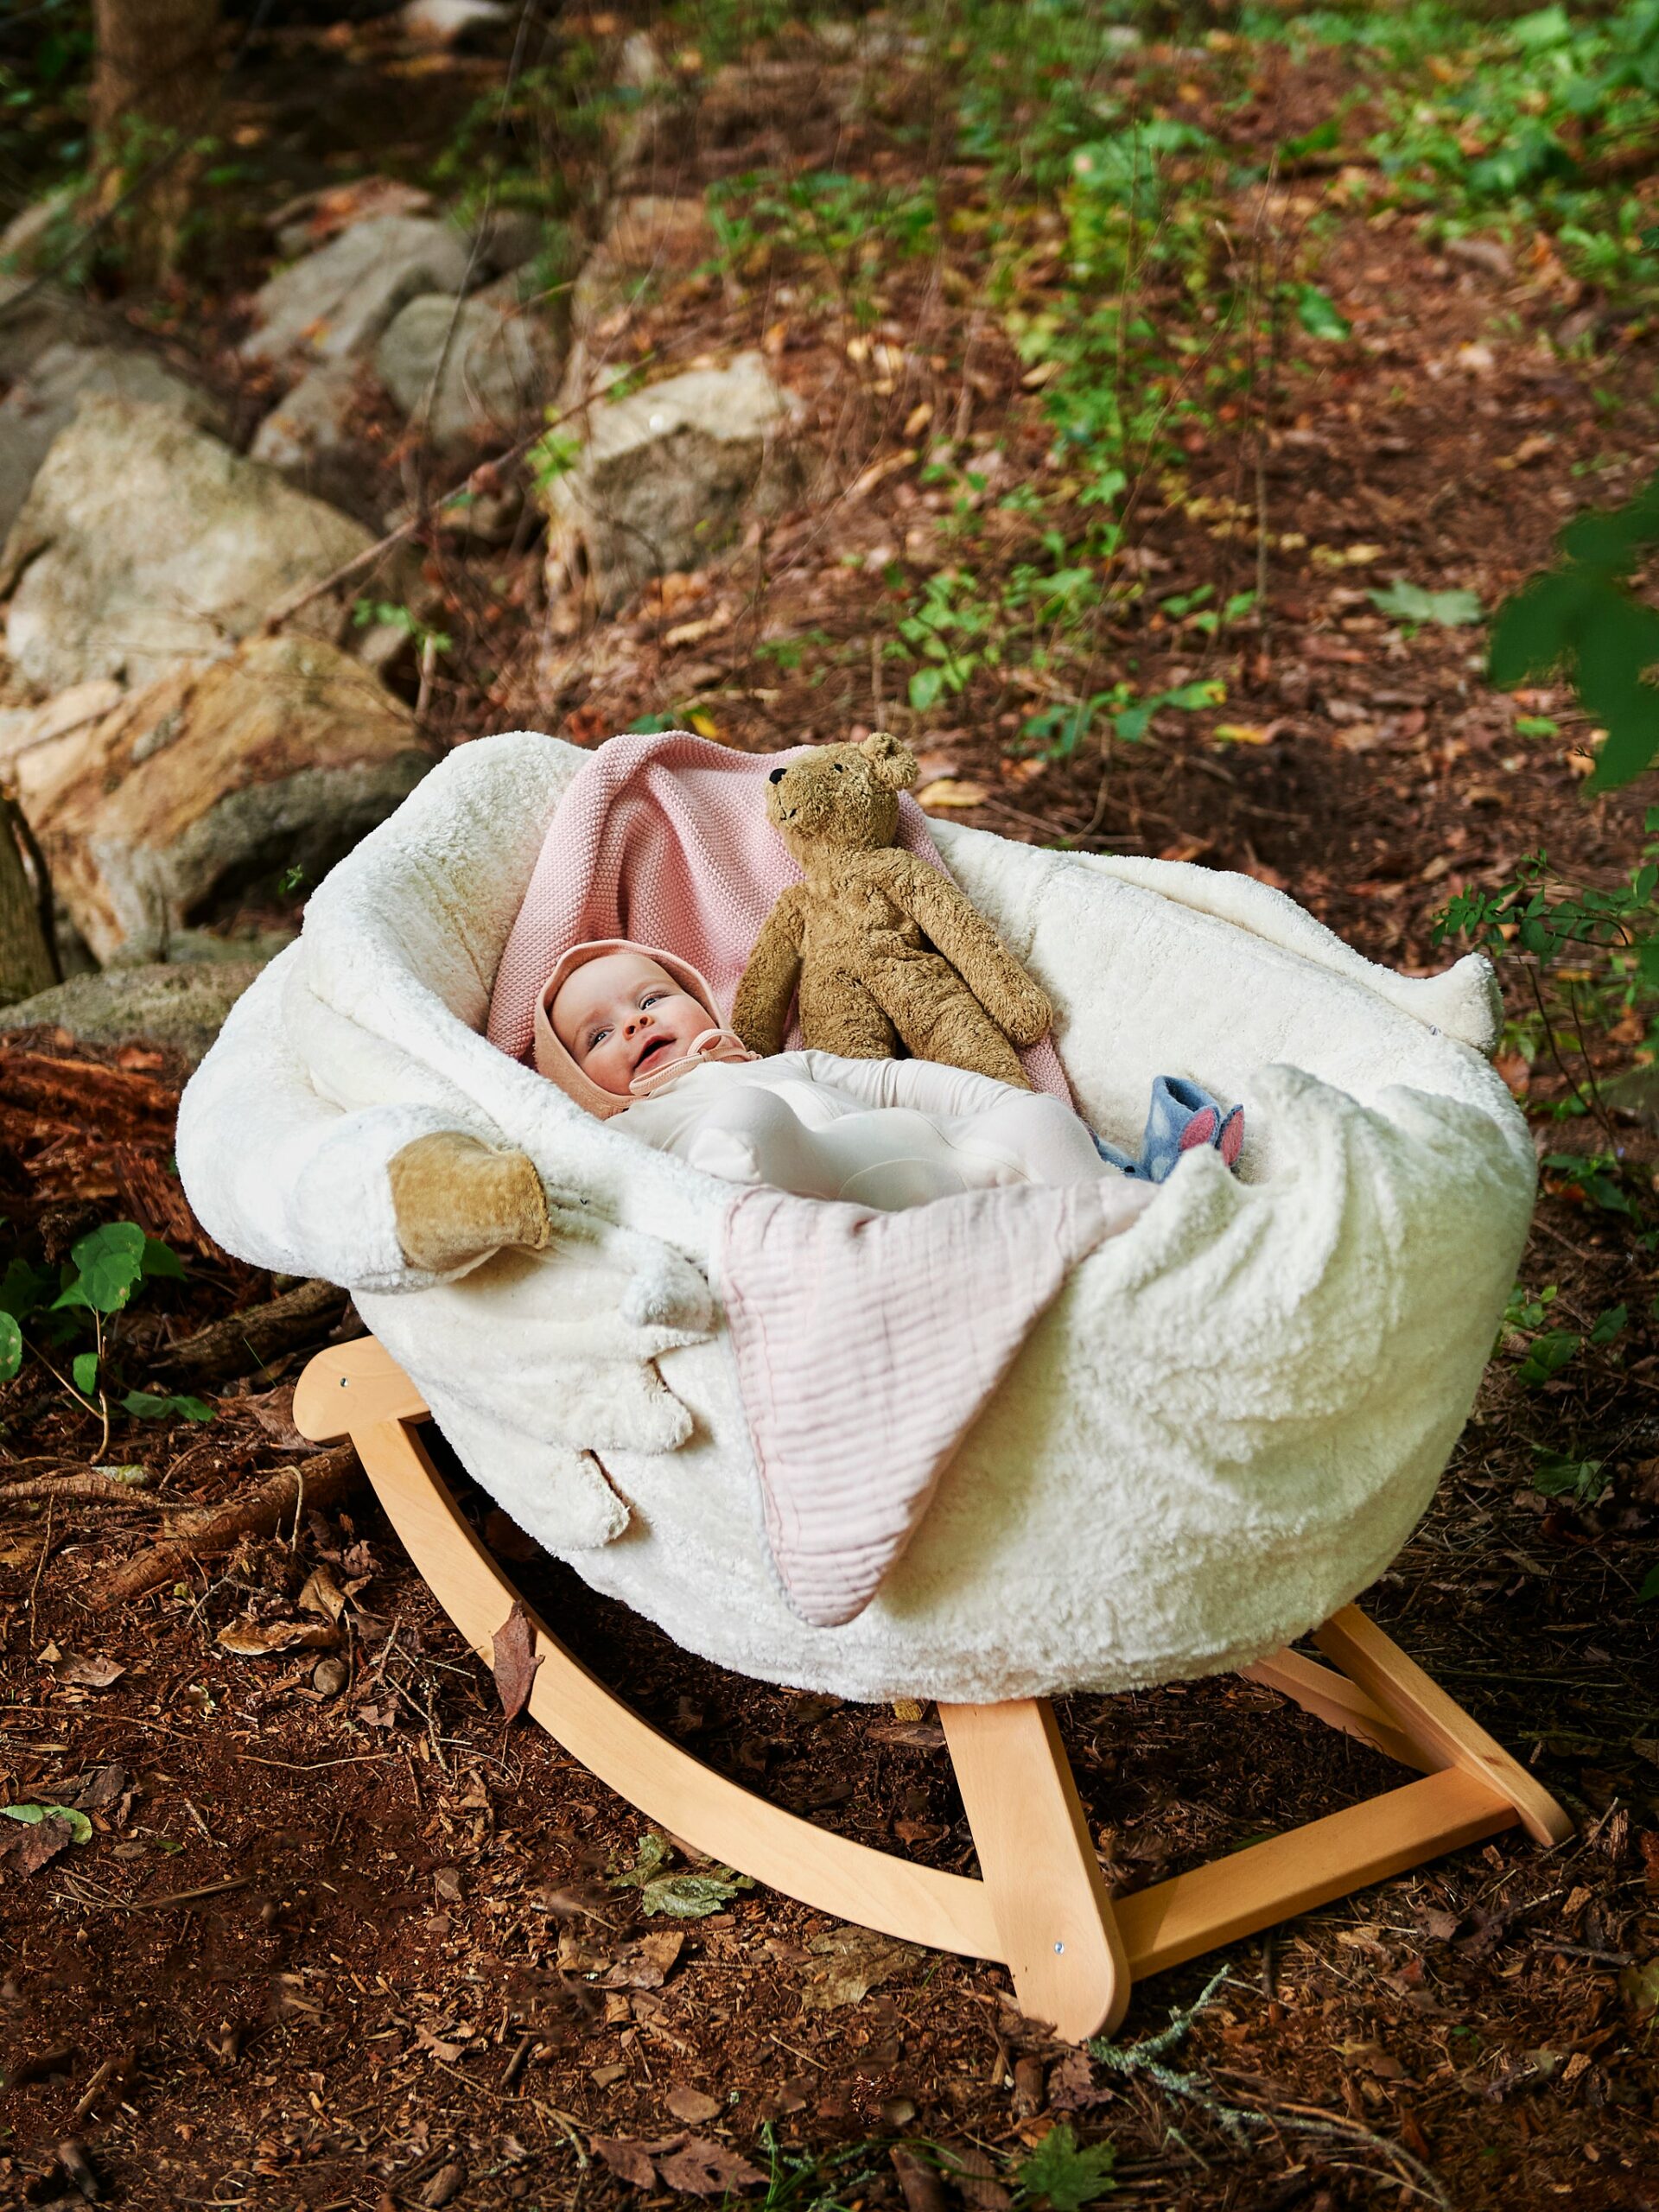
[1095,1076,1243,1183]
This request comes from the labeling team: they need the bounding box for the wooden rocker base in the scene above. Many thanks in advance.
[296,1338,1572,2043]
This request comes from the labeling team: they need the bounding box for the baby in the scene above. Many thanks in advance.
[534,941,1139,1214]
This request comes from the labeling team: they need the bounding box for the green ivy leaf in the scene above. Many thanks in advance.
[139,1236,187,1281]
[1516,1328,1581,1386]
[908,664,947,711]
[1637,1567,1659,1604]
[1293,284,1351,342]
[57,1222,145,1316]
[1017,2121,1118,2209]
[72,1351,99,1399]
[0,1312,21,1386]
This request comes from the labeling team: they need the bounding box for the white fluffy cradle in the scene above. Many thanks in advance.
[178,731,1535,1707]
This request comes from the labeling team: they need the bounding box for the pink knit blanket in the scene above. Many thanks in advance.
[487,731,1122,1628]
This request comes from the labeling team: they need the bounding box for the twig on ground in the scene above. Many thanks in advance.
[161,1277,346,1383]
[92,1445,362,1607]
[0,1469,154,1504]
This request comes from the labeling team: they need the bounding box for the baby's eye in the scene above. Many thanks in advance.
[588,1026,610,1048]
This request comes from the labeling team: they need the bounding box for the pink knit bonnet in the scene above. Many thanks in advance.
[531,939,741,1121]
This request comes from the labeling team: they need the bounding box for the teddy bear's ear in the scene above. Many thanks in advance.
[860,729,918,791]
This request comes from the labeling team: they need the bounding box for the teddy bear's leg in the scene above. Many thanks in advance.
[870,955,1033,1089]
[798,969,899,1059]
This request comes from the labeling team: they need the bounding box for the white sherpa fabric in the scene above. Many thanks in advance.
[177,730,1535,1704]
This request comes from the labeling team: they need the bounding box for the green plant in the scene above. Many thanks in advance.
[1532,1446,1609,1503]
[352,599,452,661]
[1016,2122,1117,2209]
[0,1222,210,1451]
[1488,470,1659,791]
[1369,579,1483,628]
[1434,830,1659,1130]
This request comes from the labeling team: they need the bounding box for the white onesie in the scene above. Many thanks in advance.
[617,1051,1119,1211]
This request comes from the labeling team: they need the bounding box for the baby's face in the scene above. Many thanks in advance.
[552,952,711,1096]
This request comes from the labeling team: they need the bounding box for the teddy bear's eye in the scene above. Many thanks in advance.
[834,763,844,772]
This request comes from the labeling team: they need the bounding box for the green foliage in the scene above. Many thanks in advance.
[1,1219,203,1430]
[708,169,938,318]
[1435,829,1659,1127]
[353,600,453,661]
[1369,579,1483,627]
[607,1831,754,1917]
[1016,2123,1117,2209]
[1532,1446,1609,1503]
[1516,1327,1581,1387]
[1291,284,1351,342]
[2,1801,92,1845]
[1487,470,1659,791]
[1639,1566,1659,1602]
[1255,0,1659,298]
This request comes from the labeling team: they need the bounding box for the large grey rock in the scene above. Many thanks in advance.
[0,959,267,1066]
[0,341,221,540]
[247,360,363,498]
[373,290,544,455]
[240,213,474,372]
[0,397,382,694]
[543,351,803,607]
[11,632,431,963]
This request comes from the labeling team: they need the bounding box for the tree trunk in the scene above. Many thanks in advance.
[0,796,57,1010]
[91,0,222,287]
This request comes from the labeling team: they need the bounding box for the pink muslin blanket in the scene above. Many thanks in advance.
[487,731,1138,1628]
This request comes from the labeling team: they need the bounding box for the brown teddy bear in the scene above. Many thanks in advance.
[732,732,1052,1088]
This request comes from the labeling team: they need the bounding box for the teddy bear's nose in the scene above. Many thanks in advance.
[767,767,786,784]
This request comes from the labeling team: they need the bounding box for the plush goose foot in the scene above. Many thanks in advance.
[389,1132,552,1274]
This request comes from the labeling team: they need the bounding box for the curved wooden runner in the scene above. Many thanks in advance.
[295,1337,1569,2042]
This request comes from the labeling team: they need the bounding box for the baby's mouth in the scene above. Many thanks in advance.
[632,1033,674,1074]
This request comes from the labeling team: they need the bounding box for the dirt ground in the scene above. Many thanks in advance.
[3,7,1658,2209]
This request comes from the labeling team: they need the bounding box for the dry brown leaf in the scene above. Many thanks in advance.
[799,1925,923,2010]
[51,1650,126,1688]
[491,1599,542,1722]
[915,779,989,810]
[414,2022,473,2064]
[658,2137,766,2196]
[297,1565,346,1623]
[216,1618,337,1656]
[592,2137,658,2189]
[605,1929,684,1989]
[0,1810,78,1878]
[664,2085,721,2125]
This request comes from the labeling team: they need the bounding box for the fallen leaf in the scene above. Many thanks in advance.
[916,778,990,810]
[940,2143,1012,2212]
[50,1650,126,1688]
[658,2137,766,2196]
[297,1565,346,1623]
[1212,721,1277,746]
[71,1764,129,1813]
[244,1383,308,1448]
[0,1805,84,1874]
[422,2161,467,2208]
[434,1866,465,1904]
[605,1929,684,1988]
[491,1599,543,1722]
[799,1924,924,2010]
[1620,1955,1659,2014]
[217,1619,337,1656]
[592,2137,659,2189]
[1046,2050,1113,2111]
[415,2022,473,2064]
[664,2085,722,2125]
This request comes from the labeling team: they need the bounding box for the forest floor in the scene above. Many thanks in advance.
[2,6,1657,2210]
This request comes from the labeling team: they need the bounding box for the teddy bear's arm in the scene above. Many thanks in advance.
[880,853,1053,1047]
[733,886,806,1056]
